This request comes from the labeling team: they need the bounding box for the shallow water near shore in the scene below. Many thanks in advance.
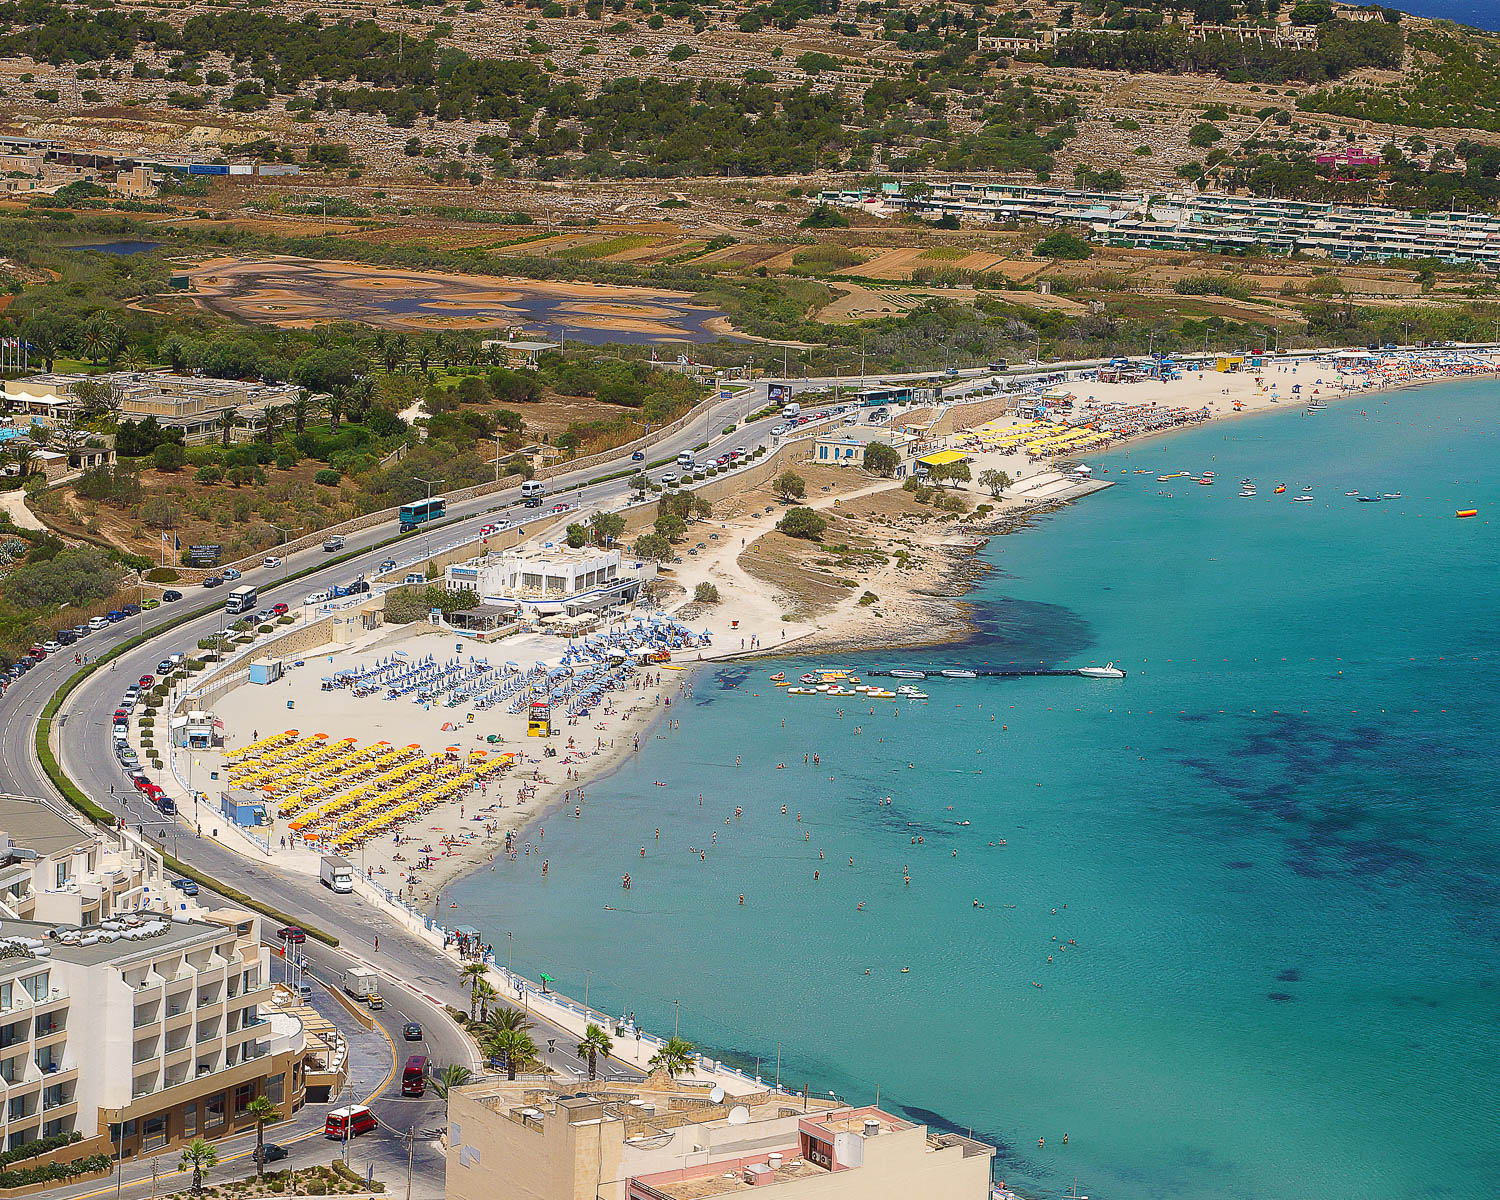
[450,378,1500,1200]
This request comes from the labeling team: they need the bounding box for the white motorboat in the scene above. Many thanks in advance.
[889,669,927,679]
[896,686,929,699]
[1077,663,1126,679]
[940,669,977,679]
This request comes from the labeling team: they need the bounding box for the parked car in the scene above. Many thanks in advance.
[479,524,498,536]
[222,567,242,581]
[42,641,61,655]
[770,424,788,436]
[255,609,275,623]
[121,603,141,616]
[271,603,289,617]
[106,610,126,622]
[169,878,199,896]
[143,598,159,610]
[162,589,182,602]
[156,660,174,675]
[137,674,154,688]
[262,556,281,569]
[277,925,307,944]
[660,472,679,487]
[254,1145,288,1165]
[56,630,76,646]
[89,616,110,630]
[72,624,89,638]
[202,576,223,589]
[303,590,330,606]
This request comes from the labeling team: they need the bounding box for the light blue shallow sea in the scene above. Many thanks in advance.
[451,378,1500,1200]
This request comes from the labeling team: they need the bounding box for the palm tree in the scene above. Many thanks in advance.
[460,961,489,1019]
[245,1095,281,1180]
[648,1036,697,1079]
[217,409,234,448]
[393,333,412,375]
[178,1137,217,1194]
[474,978,499,1023]
[576,1022,613,1082]
[326,384,346,431]
[486,1027,539,1081]
[429,1063,473,1099]
[485,1006,532,1035]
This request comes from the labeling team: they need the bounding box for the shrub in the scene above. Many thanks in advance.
[194,465,222,485]
[778,507,827,540]
[772,471,806,502]
[314,469,342,486]
[145,567,179,583]
[799,205,848,229]
[858,591,878,606]
[1034,230,1093,259]
[693,582,720,603]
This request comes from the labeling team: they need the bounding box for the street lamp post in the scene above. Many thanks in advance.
[413,475,446,564]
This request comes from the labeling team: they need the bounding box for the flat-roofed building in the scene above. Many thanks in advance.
[445,545,645,617]
[0,797,315,1161]
[1,372,298,443]
[446,1081,993,1200]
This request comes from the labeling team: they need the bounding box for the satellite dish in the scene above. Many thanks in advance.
[727,1106,750,1125]
[709,1086,725,1104]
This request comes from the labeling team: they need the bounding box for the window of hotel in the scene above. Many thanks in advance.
[265,1073,284,1107]
[143,1114,168,1151]
[0,1055,20,1084]
[34,1045,58,1073]
[234,1083,253,1116]
[8,1096,27,1121]
[0,983,11,1010]
[21,973,48,1002]
[54,862,67,889]
[204,1094,225,1129]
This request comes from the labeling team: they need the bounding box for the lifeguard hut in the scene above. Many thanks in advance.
[527,700,552,738]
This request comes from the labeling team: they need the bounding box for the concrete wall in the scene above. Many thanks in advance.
[447,1091,622,1200]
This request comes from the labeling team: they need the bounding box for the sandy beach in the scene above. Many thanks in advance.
[189,348,1498,907]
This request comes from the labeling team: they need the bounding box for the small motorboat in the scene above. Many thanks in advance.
[1357,495,1381,503]
[769,672,785,682]
[787,687,819,695]
[1077,663,1126,679]
[1344,490,1360,497]
[1293,494,1315,503]
[889,669,927,680]
[940,669,978,679]
[1274,485,1287,494]
[799,673,817,684]
[1383,492,1403,499]
[896,686,929,700]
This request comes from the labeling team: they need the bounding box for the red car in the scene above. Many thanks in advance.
[277,925,307,944]
[137,674,154,688]
[271,603,289,617]
[132,776,151,793]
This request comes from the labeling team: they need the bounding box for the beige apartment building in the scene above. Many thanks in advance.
[0,796,316,1161]
[446,1080,994,1200]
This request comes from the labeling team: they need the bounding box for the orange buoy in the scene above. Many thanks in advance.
[1456,509,1478,518]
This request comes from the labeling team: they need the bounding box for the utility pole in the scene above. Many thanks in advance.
[405,1123,416,1200]
[413,475,445,563]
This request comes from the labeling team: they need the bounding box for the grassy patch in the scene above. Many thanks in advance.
[559,234,658,260]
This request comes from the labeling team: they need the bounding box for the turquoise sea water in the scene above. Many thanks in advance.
[450,378,1500,1200]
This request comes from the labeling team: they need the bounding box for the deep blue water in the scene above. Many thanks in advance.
[72,240,162,255]
[1392,0,1500,30]
[451,378,1500,1200]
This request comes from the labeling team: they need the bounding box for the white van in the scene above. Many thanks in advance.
[676,452,695,470]
[782,402,800,419]
[520,480,545,508]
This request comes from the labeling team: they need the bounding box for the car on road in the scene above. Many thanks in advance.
[162,589,182,603]
[42,641,61,655]
[262,555,281,569]
[255,609,275,623]
[631,450,645,461]
[303,590,329,606]
[202,575,223,589]
[170,877,199,896]
[276,925,307,944]
[770,424,787,436]
[660,472,679,487]
[88,615,109,630]
[479,524,498,536]
[402,1022,423,1041]
[122,603,141,616]
[222,567,242,581]
[254,1144,288,1165]
[271,603,289,617]
[378,559,397,572]
[72,624,89,638]
[56,630,76,647]
[366,992,384,1010]
[551,503,569,514]
[156,660,174,675]
[137,674,154,688]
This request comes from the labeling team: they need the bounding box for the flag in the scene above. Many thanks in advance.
[174,534,180,550]
[162,531,170,542]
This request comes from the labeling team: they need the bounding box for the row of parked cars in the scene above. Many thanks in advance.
[113,663,182,821]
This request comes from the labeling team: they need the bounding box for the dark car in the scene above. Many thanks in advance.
[202,576,223,588]
[402,1022,423,1041]
[56,630,77,646]
[162,590,182,602]
[253,1144,288,1165]
[631,450,645,461]
[170,877,199,896]
[121,603,141,616]
[157,660,174,675]
[276,925,307,944]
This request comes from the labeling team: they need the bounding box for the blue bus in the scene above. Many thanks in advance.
[399,497,446,532]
